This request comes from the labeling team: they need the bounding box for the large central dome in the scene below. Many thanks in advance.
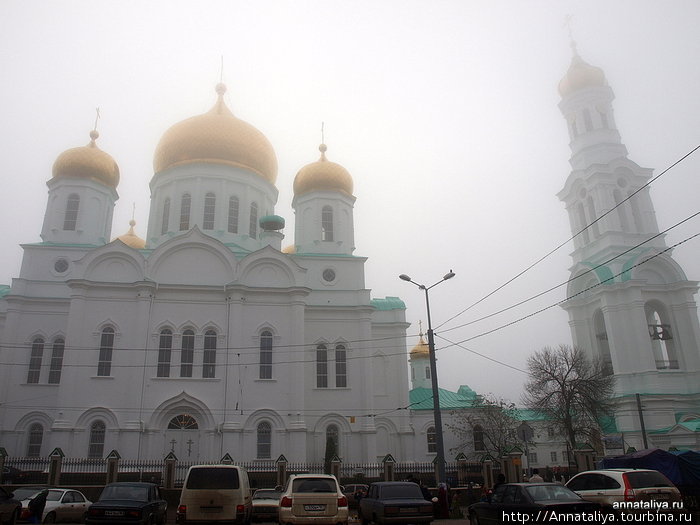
[153,84,278,184]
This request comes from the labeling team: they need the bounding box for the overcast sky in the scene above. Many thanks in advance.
[1,0,699,403]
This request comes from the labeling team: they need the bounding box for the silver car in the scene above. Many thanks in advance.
[18,489,92,524]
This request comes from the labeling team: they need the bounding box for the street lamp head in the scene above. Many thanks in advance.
[399,274,412,282]
[443,270,455,281]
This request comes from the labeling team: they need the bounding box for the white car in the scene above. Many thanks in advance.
[278,474,348,525]
[18,488,92,524]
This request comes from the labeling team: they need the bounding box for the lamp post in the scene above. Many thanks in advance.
[399,270,455,485]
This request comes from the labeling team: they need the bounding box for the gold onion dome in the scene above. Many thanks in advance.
[153,83,278,184]
[115,219,146,249]
[293,144,354,197]
[558,50,606,97]
[282,245,297,254]
[410,333,430,357]
[52,130,120,188]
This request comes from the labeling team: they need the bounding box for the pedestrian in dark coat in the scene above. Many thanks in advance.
[28,489,49,524]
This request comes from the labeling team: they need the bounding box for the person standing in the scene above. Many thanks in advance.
[528,469,544,482]
[28,489,49,524]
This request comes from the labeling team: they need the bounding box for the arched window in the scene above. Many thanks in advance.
[335,344,347,388]
[425,366,430,380]
[180,329,194,378]
[322,206,334,241]
[326,424,339,453]
[646,302,678,369]
[427,426,437,453]
[249,202,258,239]
[583,108,593,132]
[180,194,191,231]
[594,310,613,375]
[576,202,590,244]
[27,423,43,457]
[228,196,239,233]
[88,421,106,458]
[316,344,328,388]
[161,198,170,235]
[157,329,173,378]
[599,109,609,129]
[27,337,44,383]
[97,327,115,377]
[259,331,273,379]
[613,189,630,232]
[473,424,485,451]
[48,338,65,384]
[411,367,415,381]
[63,194,80,231]
[203,193,216,230]
[257,421,272,459]
[587,196,600,237]
[168,414,198,429]
[203,330,217,378]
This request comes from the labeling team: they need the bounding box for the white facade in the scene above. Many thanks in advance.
[0,85,417,463]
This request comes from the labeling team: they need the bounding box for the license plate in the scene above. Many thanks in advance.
[304,505,326,511]
[105,511,124,516]
[200,507,223,513]
[399,508,415,514]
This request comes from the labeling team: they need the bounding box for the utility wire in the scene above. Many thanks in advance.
[436,142,700,331]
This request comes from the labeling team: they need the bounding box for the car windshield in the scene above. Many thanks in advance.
[100,485,150,502]
[525,484,580,502]
[626,471,674,488]
[380,485,423,499]
[253,490,280,500]
[186,468,240,489]
[14,488,43,501]
[292,478,336,493]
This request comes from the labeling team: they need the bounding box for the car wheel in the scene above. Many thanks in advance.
[469,512,480,525]
[43,513,56,525]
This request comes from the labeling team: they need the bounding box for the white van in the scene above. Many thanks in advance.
[177,465,252,525]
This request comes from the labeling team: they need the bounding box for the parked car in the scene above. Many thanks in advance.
[176,464,251,525]
[566,468,682,512]
[468,482,601,524]
[17,488,91,523]
[251,489,281,522]
[2,467,30,485]
[278,474,348,525]
[358,482,433,525]
[86,483,166,525]
[0,487,21,525]
[342,485,368,509]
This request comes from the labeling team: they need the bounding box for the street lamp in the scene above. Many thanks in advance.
[399,270,455,485]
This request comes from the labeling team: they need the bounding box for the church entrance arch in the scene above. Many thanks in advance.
[165,413,200,460]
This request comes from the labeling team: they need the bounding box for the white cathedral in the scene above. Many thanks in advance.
[0,46,699,465]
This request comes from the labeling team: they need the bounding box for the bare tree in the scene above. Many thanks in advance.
[522,344,615,452]
[448,394,522,465]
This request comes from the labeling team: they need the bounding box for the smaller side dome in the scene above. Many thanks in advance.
[115,219,146,249]
[409,332,430,358]
[293,144,354,197]
[558,51,606,97]
[52,130,120,188]
[282,245,297,254]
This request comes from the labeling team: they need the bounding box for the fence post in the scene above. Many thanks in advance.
[330,455,341,481]
[48,448,65,486]
[106,450,121,484]
[381,454,395,482]
[481,458,494,489]
[455,453,468,486]
[276,455,288,488]
[164,452,178,489]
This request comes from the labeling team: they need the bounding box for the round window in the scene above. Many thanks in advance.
[54,258,69,273]
[322,269,336,282]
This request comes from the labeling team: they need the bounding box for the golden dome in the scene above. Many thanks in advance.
[52,130,120,188]
[282,245,297,254]
[153,84,278,184]
[293,144,354,197]
[115,219,146,249]
[409,333,430,357]
[558,52,606,97]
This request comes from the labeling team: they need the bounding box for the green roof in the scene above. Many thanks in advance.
[371,296,406,311]
[409,387,478,410]
[0,285,10,298]
[649,418,700,435]
[514,409,550,422]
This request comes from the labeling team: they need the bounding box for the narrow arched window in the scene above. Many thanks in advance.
[335,344,346,388]
[27,337,44,384]
[427,426,437,453]
[257,421,272,459]
[48,338,65,384]
[326,424,339,452]
[583,108,593,131]
[646,302,678,369]
[168,414,198,429]
[322,206,334,241]
[316,344,328,388]
[180,194,191,231]
[88,421,106,458]
[473,424,485,451]
[249,202,258,239]
[157,329,173,377]
[594,310,613,375]
[260,331,273,379]
[613,189,630,232]
[425,366,431,380]
[203,330,217,378]
[161,198,170,235]
[97,327,115,377]
[599,109,609,129]
[228,196,239,233]
[27,423,44,457]
[63,194,80,231]
[576,202,590,244]
[587,196,600,237]
[180,329,195,378]
[203,193,216,230]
